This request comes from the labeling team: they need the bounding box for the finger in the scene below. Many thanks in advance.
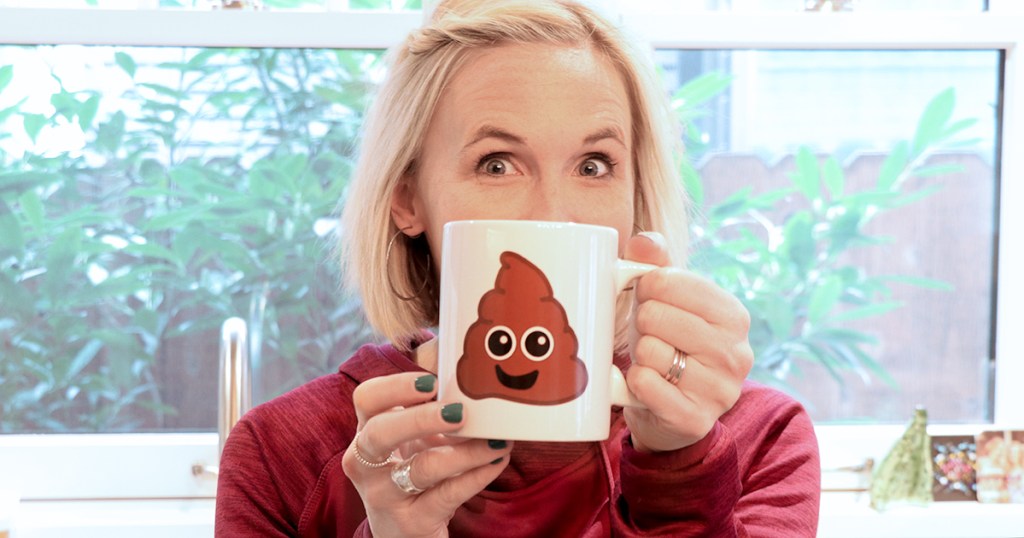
[632,298,718,358]
[405,439,514,492]
[419,447,512,519]
[623,364,710,450]
[631,333,744,415]
[623,231,671,267]
[632,334,681,380]
[635,267,749,329]
[356,400,467,468]
[353,372,438,425]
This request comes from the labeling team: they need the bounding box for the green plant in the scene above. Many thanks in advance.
[0,44,381,432]
[678,79,968,395]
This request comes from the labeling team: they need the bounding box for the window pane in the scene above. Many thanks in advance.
[656,49,1000,423]
[0,0,420,9]
[0,45,381,433]
[627,0,987,12]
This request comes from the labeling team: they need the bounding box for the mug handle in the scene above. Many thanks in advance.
[608,259,658,408]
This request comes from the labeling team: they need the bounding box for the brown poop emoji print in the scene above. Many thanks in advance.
[457,251,588,405]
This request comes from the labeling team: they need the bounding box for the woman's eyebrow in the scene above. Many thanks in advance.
[465,125,525,148]
[583,126,627,147]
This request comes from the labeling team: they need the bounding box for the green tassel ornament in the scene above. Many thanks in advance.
[870,407,934,511]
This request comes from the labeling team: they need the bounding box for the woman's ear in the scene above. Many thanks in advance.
[390,179,426,236]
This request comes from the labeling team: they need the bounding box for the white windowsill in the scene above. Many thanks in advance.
[819,494,1024,538]
[8,495,1024,538]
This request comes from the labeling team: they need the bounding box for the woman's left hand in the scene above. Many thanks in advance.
[622,232,754,453]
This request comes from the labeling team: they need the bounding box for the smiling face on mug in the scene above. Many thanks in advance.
[390,42,636,264]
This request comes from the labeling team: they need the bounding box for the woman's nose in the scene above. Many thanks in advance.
[522,177,572,222]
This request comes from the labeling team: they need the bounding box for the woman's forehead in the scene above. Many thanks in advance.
[434,42,632,143]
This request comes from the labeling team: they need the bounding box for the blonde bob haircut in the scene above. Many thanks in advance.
[340,0,690,351]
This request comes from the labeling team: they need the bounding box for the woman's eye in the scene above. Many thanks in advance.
[479,156,515,176]
[578,157,610,177]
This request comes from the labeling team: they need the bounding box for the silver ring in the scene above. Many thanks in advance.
[391,453,426,495]
[664,348,686,385]
[351,431,396,469]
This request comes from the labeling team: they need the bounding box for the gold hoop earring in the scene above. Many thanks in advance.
[385,227,431,302]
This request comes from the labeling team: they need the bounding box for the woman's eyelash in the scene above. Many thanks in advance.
[585,152,617,167]
[475,152,512,173]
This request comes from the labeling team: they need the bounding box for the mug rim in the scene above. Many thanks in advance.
[443,219,616,234]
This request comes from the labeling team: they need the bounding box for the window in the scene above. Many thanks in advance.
[658,48,1000,424]
[0,3,1022,533]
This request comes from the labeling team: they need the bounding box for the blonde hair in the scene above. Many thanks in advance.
[340,0,690,350]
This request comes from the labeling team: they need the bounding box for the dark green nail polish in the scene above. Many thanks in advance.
[415,375,436,393]
[441,403,463,424]
[488,439,507,450]
[490,457,504,465]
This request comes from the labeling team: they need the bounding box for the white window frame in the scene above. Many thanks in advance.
[0,4,1022,535]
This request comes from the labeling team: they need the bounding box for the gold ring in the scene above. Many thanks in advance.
[351,430,396,468]
[664,349,686,385]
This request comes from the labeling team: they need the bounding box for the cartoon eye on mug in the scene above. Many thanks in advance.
[457,251,588,405]
[521,327,554,361]
[485,326,516,360]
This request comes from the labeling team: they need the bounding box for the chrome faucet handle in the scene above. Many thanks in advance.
[193,317,250,478]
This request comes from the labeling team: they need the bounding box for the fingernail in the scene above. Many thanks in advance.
[414,374,436,393]
[488,439,507,449]
[490,457,504,465]
[441,403,463,424]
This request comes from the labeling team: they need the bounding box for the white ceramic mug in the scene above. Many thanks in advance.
[436,220,654,441]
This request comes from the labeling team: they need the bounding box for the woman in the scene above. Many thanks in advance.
[215,1,820,536]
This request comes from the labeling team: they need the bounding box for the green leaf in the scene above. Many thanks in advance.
[314,85,346,104]
[672,72,734,109]
[124,242,184,267]
[826,207,864,254]
[830,301,904,323]
[822,156,844,199]
[0,199,25,254]
[0,101,25,124]
[114,51,137,78]
[877,141,909,191]
[18,189,45,230]
[0,65,13,94]
[941,117,977,140]
[808,275,843,323]
[909,164,964,178]
[708,187,753,221]
[0,171,59,195]
[761,298,796,340]
[144,209,203,232]
[50,91,78,121]
[680,160,704,209]
[888,185,943,210]
[782,211,815,273]
[64,339,104,381]
[138,82,184,101]
[912,87,955,155]
[78,94,100,131]
[790,147,820,201]
[43,227,82,301]
[22,113,46,142]
[186,49,221,70]
[97,111,126,153]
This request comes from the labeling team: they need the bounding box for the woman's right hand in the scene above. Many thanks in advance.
[341,371,513,538]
